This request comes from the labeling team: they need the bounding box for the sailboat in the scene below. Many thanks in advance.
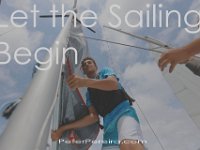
[1,1,200,150]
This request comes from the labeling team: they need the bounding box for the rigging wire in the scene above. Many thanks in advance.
[0,28,15,37]
[103,28,166,150]
[70,33,200,59]
[71,33,200,61]
[109,46,166,150]
[134,100,166,150]
[70,33,163,54]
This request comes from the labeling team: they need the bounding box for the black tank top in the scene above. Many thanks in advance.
[87,88,127,117]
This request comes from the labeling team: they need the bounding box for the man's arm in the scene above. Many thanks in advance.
[158,38,200,73]
[51,106,99,141]
[185,57,200,76]
[67,75,119,91]
[183,38,200,56]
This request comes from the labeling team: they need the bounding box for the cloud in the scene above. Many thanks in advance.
[60,0,100,10]
[0,14,44,104]
[189,0,200,10]
[154,0,200,48]
[0,65,25,104]
[173,0,200,46]
[161,0,181,4]
[174,29,193,46]
[0,16,44,60]
[94,0,162,72]
[122,62,163,93]
[6,0,33,11]
[0,67,16,87]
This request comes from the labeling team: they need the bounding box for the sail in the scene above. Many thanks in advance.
[161,57,200,129]
[53,21,99,150]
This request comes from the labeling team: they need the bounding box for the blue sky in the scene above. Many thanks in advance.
[1,0,200,149]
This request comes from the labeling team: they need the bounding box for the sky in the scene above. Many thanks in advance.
[1,0,200,150]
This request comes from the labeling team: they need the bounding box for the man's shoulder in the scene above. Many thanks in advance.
[99,67,114,73]
[98,67,118,79]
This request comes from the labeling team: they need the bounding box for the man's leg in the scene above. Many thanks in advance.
[120,139,144,150]
[117,116,145,150]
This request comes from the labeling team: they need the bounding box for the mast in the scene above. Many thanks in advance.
[0,1,78,150]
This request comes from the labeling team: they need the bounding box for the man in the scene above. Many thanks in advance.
[158,38,200,74]
[51,57,144,150]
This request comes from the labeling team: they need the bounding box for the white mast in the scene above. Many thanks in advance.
[0,1,78,150]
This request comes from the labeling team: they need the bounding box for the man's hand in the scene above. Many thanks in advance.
[51,128,63,141]
[158,48,191,73]
[67,74,86,89]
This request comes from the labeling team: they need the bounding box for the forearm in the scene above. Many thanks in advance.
[60,114,98,133]
[83,78,118,91]
[183,38,200,57]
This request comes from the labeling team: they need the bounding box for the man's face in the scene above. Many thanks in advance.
[82,59,97,75]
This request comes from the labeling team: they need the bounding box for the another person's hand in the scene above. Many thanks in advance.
[158,48,191,73]
[67,74,86,89]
